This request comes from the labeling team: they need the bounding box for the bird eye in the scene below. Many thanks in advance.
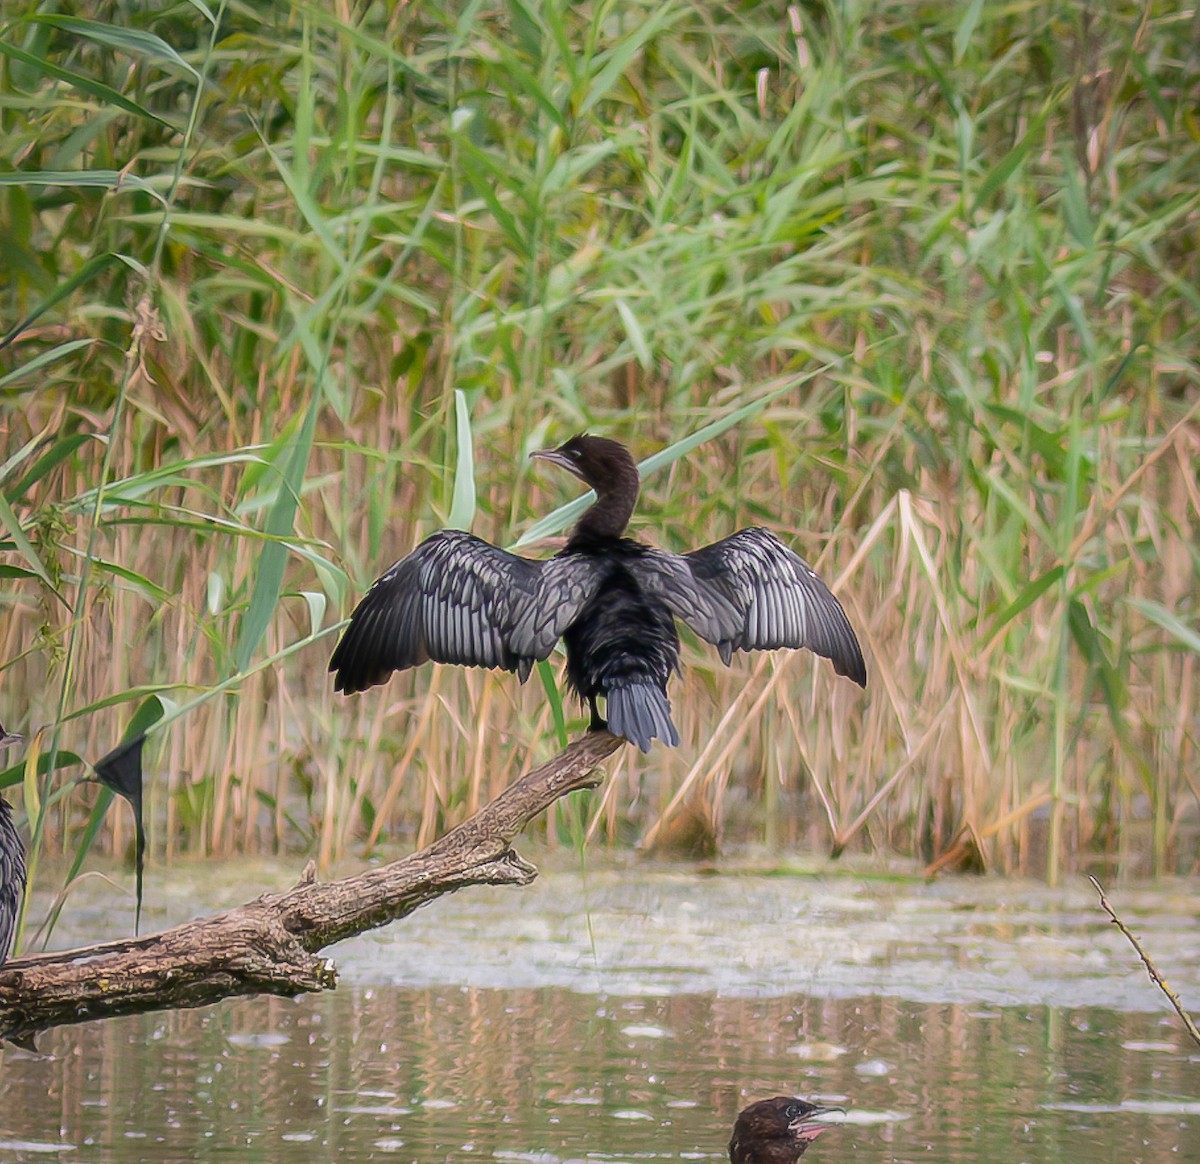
[784,1104,801,1120]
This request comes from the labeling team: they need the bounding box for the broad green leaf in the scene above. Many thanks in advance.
[578,3,683,115]
[257,135,347,275]
[0,254,119,348]
[0,489,63,600]
[207,571,226,614]
[300,590,327,634]
[0,430,46,488]
[181,0,216,24]
[233,394,321,672]
[22,728,43,823]
[953,0,985,63]
[0,339,95,386]
[0,565,39,581]
[986,566,1065,640]
[0,41,176,127]
[7,432,95,499]
[68,449,270,511]
[120,694,169,740]
[447,389,477,531]
[63,685,183,722]
[0,750,86,791]
[30,15,200,79]
[65,553,172,603]
[971,104,1051,213]
[614,299,651,369]
[0,170,164,199]
[536,658,569,750]
[1129,598,1200,655]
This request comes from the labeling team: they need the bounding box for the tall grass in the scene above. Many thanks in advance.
[1,0,1197,907]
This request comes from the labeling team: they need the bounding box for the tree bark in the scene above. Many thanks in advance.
[0,731,624,1047]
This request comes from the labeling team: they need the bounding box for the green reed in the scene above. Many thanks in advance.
[0,0,1196,925]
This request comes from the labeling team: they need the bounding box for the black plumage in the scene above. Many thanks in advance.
[0,724,26,965]
[0,798,24,965]
[330,435,866,751]
[729,1097,843,1164]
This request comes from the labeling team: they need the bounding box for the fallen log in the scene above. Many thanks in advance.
[0,731,623,1046]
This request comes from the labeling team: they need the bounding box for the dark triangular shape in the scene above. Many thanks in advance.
[94,734,146,933]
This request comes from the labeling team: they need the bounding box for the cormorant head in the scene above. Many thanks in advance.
[729,1097,843,1164]
[530,434,638,491]
[532,435,642,538]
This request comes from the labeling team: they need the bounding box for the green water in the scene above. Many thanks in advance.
[1,865,1197,1162]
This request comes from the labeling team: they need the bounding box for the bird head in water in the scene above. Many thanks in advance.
[729,1097,843,1164]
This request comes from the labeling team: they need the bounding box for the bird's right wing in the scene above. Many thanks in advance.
[330,530,604,694]
[629,528,866,686]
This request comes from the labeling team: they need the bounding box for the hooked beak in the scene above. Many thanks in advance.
[530,447,585,482]
[0,726,23,751]
[790,1106,844,1143]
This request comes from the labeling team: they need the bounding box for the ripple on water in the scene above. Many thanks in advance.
[7,863,1199,1164]
[0,1144,76,1155]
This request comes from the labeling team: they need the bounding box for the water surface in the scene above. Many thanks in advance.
[2,862,1197,1162]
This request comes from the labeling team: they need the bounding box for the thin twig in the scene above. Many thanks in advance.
[1089,875,1200,1050]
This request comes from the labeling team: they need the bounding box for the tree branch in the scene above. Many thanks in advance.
[1089,875,1200,1050]
[0,731,624,1046]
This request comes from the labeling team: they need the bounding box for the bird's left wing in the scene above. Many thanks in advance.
[330,530,604,694]
[628,528,866,686]
[0,800,26,963]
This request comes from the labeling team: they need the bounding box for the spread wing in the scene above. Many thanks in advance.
[330,530,604,694]
[630,528,866,686]
[0,800,26,964]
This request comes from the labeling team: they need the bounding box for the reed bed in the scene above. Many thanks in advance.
[1,0,1197,902]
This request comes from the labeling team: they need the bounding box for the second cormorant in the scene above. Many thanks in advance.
[730,1097,843,1164]
[330,436,865,751]
[0,723,26,964]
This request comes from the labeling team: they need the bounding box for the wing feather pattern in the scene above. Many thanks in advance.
[330,530,605,694]
[630,528,866,686]
[0,799,26,963]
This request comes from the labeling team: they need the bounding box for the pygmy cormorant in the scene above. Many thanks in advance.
[0,724,26,964]
[730,1097,843,1164]
[330,436,866,751]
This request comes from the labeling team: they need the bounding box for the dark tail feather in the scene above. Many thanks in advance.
[606,683,679,752]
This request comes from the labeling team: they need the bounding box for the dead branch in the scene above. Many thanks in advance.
[0,731,624,1047]
[1089,875,1200,1050]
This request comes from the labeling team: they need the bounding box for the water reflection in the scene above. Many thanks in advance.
[1,988,1196,1163]
[5,865,1199,1161]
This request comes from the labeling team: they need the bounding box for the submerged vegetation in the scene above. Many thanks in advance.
[0,0,1197,907]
